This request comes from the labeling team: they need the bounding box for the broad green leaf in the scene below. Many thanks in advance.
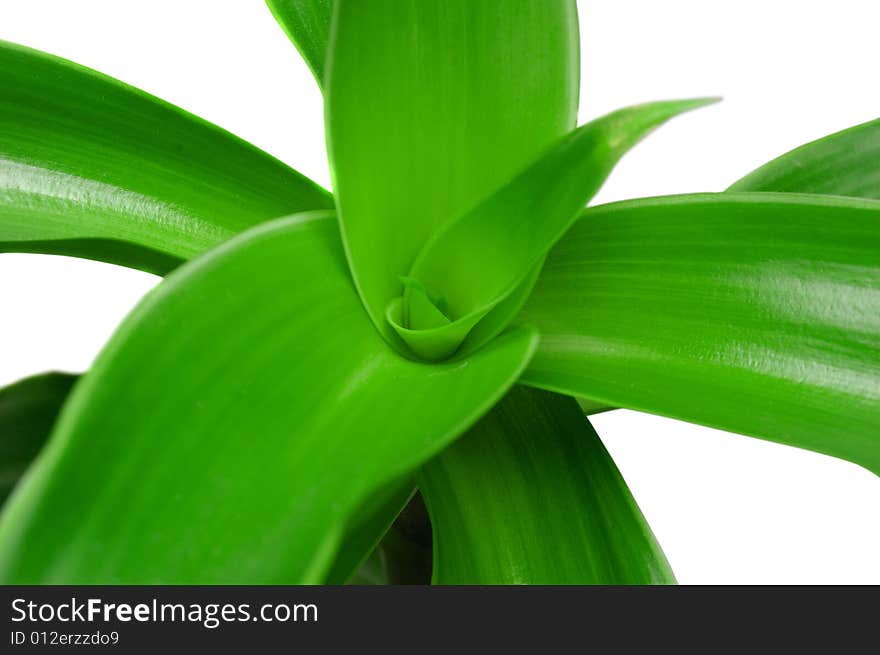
[266,0,333,88]
[0,212,537,583]
[420,386,674,584]
[0,373,76,503]
[0,41,332,274]
[730,117,880,197]
[389,99,718,360]
[0,369,412,586]
[566,113,879,421]
[325,0,579,346]
[519,193,880,474]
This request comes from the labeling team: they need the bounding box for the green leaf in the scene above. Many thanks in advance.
[420,386,674,584]
[519,193,880,474]
[324,477,414,584]
[325,0,579,346]
[0,373,76,503]
[389,99,719,360]
[730,117,880,197]
[0,368,411,586]
[0,41,332,273]
[3,240,184,277]
[266,0,333,89]
[0,212,537,583]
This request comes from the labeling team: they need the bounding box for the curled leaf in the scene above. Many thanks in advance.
[391,99,719,360]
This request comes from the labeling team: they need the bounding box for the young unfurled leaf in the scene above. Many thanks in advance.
[325,0,579,347]
[390,99,719,360]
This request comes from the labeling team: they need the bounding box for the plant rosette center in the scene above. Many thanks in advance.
[386,272,521,362]
[379,98,721,363]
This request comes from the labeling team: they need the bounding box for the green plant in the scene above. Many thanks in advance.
[0,0,877,584]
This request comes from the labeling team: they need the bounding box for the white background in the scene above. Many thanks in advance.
[1,1,878,583]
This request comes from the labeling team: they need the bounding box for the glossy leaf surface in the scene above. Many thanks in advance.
[0,41,332,273]
[0,213,537,583]
[519,193,880,474]
[0,369,411,586]
[0,373,76,503]
[730,117,880,197]
[325,0,579,345]
[421,386,674,583]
